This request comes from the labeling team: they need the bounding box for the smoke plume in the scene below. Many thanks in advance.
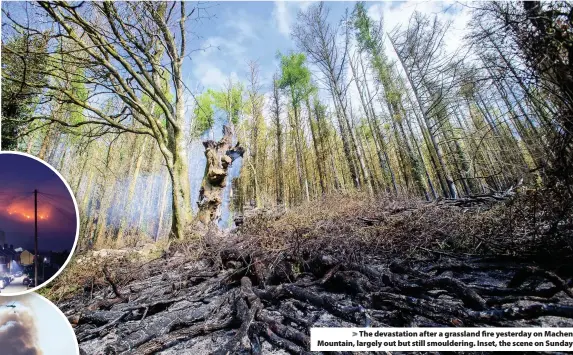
[0,298,43,355]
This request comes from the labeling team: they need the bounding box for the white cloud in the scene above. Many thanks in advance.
[363,1,471,60]
[273,1,291,37]
[272,1,314,38]
[367,3,384,24]
[194,60,227,89]
[225,10,258,40]
[190,6,268,92]
[201,36,247,59]
[192,35,247,90]
[378,1,445,34]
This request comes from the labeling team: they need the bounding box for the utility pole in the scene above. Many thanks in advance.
[34,189,38,288]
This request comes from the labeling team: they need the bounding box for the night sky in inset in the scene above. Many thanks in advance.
[0,154,77,252]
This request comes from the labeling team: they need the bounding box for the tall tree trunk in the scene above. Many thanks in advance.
[464,98,503,191]
[249,93,261,207]
[327,127,344,191]
[290,107,309,202]
[249,128,260,208]
[275,119,285,206]
[403,106,437,199]
[351,53,394,193]
[390,37,456,198]
[26,136,34,154]
[37,126,53,160]
[348,99,374,194]
[333,103,359,188]
[486,35,555,127]
[79,170,95,249]
[167,124,192,239]
[272,74,286,206]
[307,98,326,194]
[358,58,397,196]
[336,92,371,193]
[396,107,429,199]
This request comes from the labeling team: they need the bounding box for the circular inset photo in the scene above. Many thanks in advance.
[0,292,79,354]
[0,152,79,295]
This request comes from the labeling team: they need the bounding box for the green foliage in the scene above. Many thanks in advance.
[245,92,265,117]
[67,69,89,125]
[352,2,384,58]
[192,91,215,136]
[352,2,375,52]
[228,85,246,124]
[192,82,245,137]
[386,90,402,106]
[352,2,400,105]
[210,83,244,124]
[37,38,91,136]
[459,78,476,100]
[357,118,374,139]
[277,53,315,108]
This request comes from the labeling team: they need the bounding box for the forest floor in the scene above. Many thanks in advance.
[48,189,573,355]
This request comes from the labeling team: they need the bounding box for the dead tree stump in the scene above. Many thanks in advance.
[197,125,244,225]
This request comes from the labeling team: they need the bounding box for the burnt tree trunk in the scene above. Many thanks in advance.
[197,125,244,225]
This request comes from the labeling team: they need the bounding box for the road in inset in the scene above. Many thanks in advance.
[1,276,29,294]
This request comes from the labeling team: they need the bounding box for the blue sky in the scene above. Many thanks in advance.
[184,1,362,91]
[184,2,348,89]
[182,1,471,114]
[2,1,471,123]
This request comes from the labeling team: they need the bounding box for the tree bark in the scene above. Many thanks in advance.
[197,125,244,226]
[168,125,192,239]
[359,57,398,195]
[37,126,53,160]
[272,74,286,206]
[307,98,326,194]
[350,53,392,193]
[390,36,456,198]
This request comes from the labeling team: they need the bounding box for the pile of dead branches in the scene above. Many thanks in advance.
[236,188,573,263]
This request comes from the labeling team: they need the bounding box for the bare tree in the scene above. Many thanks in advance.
[390,12,463,198]
[246,61,264,207]
[270,72,285,205]
[293,3,373,193]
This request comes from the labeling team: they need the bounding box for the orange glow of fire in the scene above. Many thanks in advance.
[4,200,52,222]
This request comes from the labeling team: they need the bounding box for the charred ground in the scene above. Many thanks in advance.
[47,188,573,354]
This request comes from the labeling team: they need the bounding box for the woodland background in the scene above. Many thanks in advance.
[1,0,572,248]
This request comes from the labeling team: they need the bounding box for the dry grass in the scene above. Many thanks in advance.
[45,188,573,302]
[236,188,573,263]
[41,238,171,302]
[39,254,118,302]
